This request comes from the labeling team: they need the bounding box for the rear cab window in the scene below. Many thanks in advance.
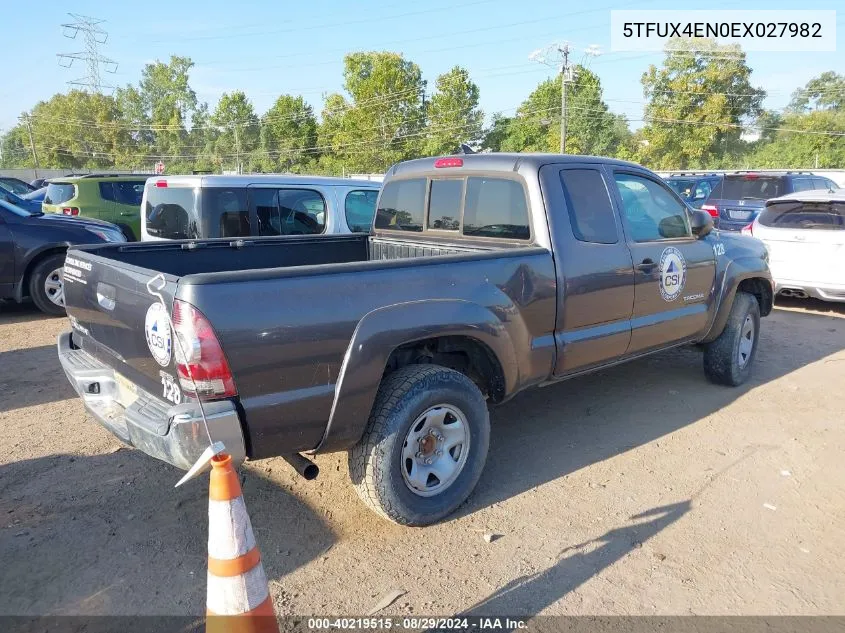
[345,189,379,233]
[45,183,76,205]
[375,176,530,240]
[145,186,199,239]
[760,201,844,230]
[560,169,618,244]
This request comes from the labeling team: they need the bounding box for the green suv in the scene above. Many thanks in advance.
[43,174,149,241]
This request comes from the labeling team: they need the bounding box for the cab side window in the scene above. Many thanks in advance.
[614,173,691,242]
[559,169,618,244]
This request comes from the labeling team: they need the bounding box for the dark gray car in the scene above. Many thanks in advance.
[705,172,839,232]
[57,153,773,525]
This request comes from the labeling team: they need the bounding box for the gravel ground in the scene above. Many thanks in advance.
[1,297,843,617]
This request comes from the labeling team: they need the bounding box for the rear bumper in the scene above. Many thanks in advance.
[775,280,845,303]
[57,331,246,470]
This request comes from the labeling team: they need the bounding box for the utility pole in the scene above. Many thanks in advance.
[529,42,600,155]
[233,124,241,174]
[559,44,570,154]
[22,115,40,177]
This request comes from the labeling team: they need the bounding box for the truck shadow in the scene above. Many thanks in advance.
[461,304,845,518]
[463,500,690,618]
[0,345,76,413]
[0,300,58,325]
[0,450,334,616]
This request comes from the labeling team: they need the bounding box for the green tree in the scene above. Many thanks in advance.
[750,110,845,168]
[259,95,318,172]
[423,66,483,156]
[638,39,765,169]
[481,113,514,152]
[318,52,426,173]
[4,91,134,169]
[116,56,200,165]
[212,91,259,173]
[497,65,629,156]
[789,71,845,112]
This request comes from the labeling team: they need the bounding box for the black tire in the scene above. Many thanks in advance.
[28,252,67,316]
[703,291,760,386]
[348,364,490,526]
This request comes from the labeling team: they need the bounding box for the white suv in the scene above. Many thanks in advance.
[743,189,845,302]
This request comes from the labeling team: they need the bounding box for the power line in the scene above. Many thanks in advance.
[57,13,118,93]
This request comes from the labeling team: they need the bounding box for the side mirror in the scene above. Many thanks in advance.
[690,208,714,238]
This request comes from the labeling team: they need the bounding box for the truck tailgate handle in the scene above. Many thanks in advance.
[96,283,116,311]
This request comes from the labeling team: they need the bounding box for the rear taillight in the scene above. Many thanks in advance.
[62,207,79,216]
[171,299,236,401]
[741,223,754,236]
[701,204,719,218]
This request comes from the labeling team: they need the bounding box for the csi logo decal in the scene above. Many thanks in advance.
[144,302,172,367]
[659,247,687,302]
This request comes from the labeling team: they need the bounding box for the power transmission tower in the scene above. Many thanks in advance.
[529,42,601,154]
[57,14,118,93]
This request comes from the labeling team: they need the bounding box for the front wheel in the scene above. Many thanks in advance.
[348,364,490,526]
[703,291,760,386]
[29,252,68,316]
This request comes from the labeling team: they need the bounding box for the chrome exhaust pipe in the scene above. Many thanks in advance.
[282,453,319,480]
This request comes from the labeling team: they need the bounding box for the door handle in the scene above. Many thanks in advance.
[636,258,657,272]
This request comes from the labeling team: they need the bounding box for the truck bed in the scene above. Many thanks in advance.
[62,232,555,458]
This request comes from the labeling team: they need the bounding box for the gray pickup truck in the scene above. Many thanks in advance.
[58,154,773,526]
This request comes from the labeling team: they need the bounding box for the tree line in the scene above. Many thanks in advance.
[2,38,843,175]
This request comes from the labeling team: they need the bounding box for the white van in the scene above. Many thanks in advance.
[140,175,380,241]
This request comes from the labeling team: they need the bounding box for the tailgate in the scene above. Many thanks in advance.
[63,248,180,399]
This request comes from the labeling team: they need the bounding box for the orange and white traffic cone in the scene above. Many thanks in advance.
[206,453,279,633]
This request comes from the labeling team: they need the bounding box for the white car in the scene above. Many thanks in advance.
[742,189,845,302]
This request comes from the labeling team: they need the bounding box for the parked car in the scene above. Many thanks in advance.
[664,173,723,210]
[701,171,838,232]
[743,189,844,303]
[42,174,150,241]
[0,198,126,315]
[140,175,381,241]
[0,177,36,196]
[0,187,44,214]
[58,153,772,525]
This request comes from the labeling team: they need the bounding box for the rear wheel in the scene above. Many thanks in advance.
[703,291,760,386]
[348,364,490,526]
[29,253,67,316]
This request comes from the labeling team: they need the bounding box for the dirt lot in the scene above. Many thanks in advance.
[1,297,843,617]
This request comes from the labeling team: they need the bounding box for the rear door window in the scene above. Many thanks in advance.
[345,189,379,233]
[145,186,199,239]
[427,179,463,230]
[463,177,530,240]
[759,202,844,230]
[44,183,76,205]
[204,188,250,238]
[560,169,618,244]
[252,188,326,236]
[113,181,145,206]
[98,182,115,202]
[375,178,426,232]
[721,176,784,200]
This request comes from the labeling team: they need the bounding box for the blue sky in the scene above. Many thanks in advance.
[2,0,842,133]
